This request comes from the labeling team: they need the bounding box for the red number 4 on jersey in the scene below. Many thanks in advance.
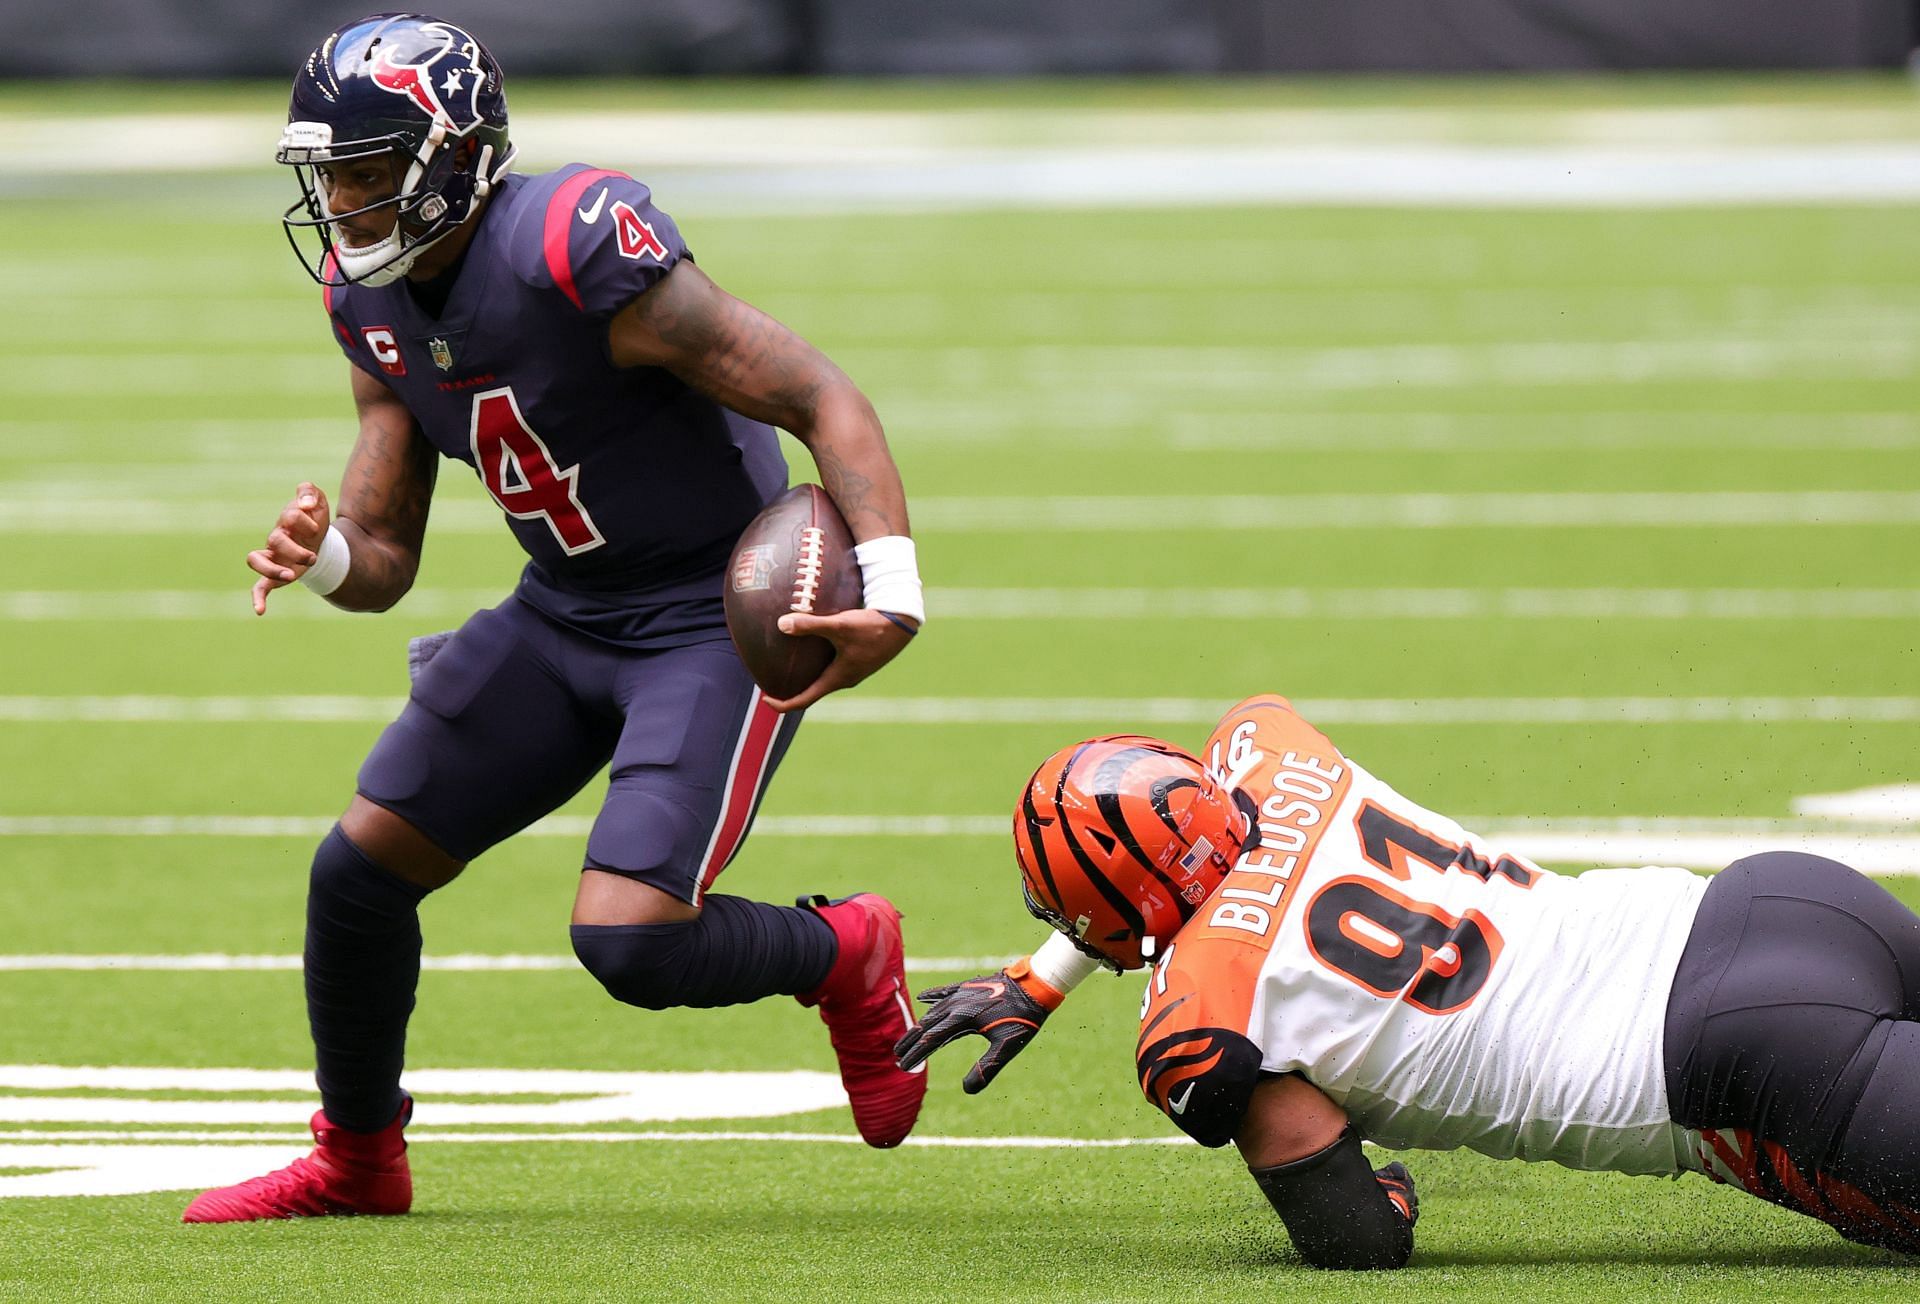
[469,387,606,555]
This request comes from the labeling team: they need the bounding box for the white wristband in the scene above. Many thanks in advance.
[1030,931,1102,994]
[852,534,925,625]
[300,524,351,597]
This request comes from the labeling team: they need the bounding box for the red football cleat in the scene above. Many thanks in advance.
[181,1098,413,1223]
[798,893,927,1148]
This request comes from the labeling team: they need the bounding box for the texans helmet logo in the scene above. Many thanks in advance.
[368,23,486,126]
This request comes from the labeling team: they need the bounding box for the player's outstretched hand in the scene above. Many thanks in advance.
[246,482,331,615]
[895,969,1054,1094]
[1374,1162,1419,1226]
[764,608,916,713]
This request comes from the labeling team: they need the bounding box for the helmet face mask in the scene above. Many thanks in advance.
[277,13,517,288]
[1014,735,1253,972]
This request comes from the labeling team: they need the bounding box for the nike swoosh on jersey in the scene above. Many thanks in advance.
[576,189,607,224]
[1169,1081,1196,1115]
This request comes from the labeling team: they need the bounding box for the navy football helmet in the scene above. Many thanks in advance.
[278,13,516,287]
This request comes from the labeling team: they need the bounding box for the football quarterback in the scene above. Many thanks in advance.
[186,11,928,1223]
[900,695,1920,1267]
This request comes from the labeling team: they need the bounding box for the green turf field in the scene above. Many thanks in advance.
[0,79,1916,1300]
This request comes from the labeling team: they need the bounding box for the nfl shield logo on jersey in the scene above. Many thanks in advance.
[429,337,455,371]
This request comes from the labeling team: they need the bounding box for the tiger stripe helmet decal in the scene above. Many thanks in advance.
[1014,735,1252,971]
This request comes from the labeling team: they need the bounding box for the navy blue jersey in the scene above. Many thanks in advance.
[320,165,789,646]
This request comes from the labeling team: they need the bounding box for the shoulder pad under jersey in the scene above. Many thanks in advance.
[1137,998,1263,1148]
[505,164,688,317]
[1137,1018,1263,1148]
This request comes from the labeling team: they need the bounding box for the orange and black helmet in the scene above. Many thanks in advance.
[1014,735,1253,971]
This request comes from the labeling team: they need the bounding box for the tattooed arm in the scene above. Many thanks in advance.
[607,260,915,710]
[326,365,438,612]
[245,366,437,615]
[606,260,910,543]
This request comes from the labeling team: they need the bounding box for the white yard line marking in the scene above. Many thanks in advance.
[1793,784,1920,823]
[7,411,1920,455]
[7,588,1920,623]
[910,492,1920,531]
[934,589,1920,620]
[0,814,1004,838]
[1477,831,1920,874]
[0,1130,1181,1148]
[0,953,1020,975]
[0,821,1912,877]
[6,491,1920,534]
[1160,410,1920,452]
[0,1130,1180,1199]
[0,1053,1188,1197]
[7,333,1920,402]
[1,696,1915,726]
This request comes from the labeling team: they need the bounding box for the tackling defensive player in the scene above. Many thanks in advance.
[184,12,927,1222]
[897,695,1920,1267]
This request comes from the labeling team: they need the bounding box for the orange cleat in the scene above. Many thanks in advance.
[182,1098,412,1223]
[797,894,927,1148]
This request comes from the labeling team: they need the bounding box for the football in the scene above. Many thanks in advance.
[724,484,862,699]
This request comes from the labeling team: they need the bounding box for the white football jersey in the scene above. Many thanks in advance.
[1136,695,1707,1176]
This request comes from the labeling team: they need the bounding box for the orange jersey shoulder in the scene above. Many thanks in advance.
[1201,695,1343,796]
[1136,939,1264,1147]
[1182,692,1354,1014]
[1134,694,1357,1146]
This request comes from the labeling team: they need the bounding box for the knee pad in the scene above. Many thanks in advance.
[585,789,700,884]
[570,921,699,1011]
[570,896,835,1012]
[309,825,431,928]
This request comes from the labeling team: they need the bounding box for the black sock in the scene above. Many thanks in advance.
[305,825,430,1132]
[570,894,835,1011]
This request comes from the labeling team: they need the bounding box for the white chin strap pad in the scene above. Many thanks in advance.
[331,227,419,287]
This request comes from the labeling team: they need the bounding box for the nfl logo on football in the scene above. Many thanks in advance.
[731,545,775,593]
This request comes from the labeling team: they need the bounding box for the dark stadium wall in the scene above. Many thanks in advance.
[0,0,1913,77]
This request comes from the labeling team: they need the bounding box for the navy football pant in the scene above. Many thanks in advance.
[1665,851,1920,1250]
[310,597,826,1131]
[358,597,802,900]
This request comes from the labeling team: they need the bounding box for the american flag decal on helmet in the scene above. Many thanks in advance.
[1179,836,1215,875]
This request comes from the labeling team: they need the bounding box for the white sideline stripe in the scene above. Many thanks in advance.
[0,1129,1180,1149]
[2,696,1916,727]
[5,491,1920,534]
[0,826,1910,877]
[0,814,1005,838]
[22,106,1920,168]
[13,110,1920,206]
[8,587,1920,623]
[0,954,1021,974]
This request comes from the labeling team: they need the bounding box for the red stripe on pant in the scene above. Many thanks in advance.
[694,691,783,903]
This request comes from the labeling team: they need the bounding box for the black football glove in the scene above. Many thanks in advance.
[1374,1161,1419,1227]
[894,966,1061,1093]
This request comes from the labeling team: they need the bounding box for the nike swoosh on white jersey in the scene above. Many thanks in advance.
[576,189,607,224]
[1169,1082,1196,1114]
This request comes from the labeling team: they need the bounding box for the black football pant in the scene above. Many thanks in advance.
[1664,851,1920,1251]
